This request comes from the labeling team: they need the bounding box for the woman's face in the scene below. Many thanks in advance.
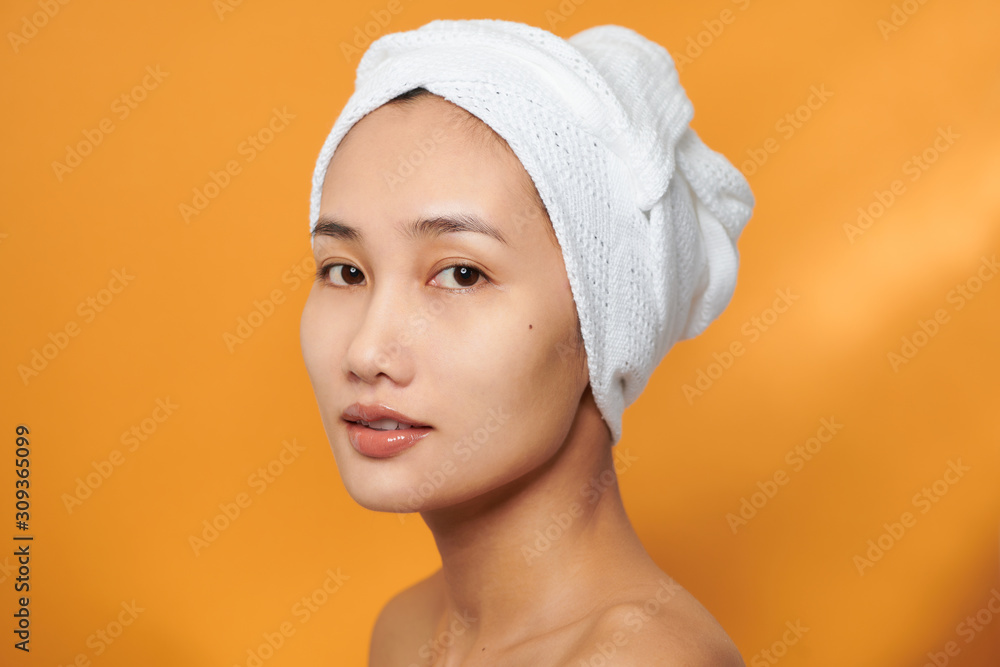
[300,95,589,513]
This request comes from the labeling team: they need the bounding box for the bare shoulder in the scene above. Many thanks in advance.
[368,569,445,667]
[563,577,746,667]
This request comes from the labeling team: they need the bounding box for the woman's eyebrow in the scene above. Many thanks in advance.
[312,212,510,247]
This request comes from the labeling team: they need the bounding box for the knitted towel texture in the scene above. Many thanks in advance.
[309,18,754,445]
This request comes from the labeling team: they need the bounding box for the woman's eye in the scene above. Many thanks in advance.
[319,263,366,287]
[317,262,487,291]
[433,264,486,290]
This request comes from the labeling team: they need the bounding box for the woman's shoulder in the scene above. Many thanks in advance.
[368,569,446,667]
[563,575,746,666]
[369,569,746,667]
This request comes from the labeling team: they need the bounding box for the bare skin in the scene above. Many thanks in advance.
[300,94,745,666]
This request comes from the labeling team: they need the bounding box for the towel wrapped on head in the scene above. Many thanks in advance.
[310,18,755,445]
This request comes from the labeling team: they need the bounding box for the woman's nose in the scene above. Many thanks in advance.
[341,282,419,386]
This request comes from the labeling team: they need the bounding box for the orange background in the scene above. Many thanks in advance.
[3,0,999,665]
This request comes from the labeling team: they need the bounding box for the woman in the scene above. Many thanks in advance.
[300,18,754,666]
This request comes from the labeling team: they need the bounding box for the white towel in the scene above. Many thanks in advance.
[309,18,755,445]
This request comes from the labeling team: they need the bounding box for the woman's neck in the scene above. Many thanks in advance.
[419,398,659,651]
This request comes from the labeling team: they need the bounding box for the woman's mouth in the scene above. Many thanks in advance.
[340,403,433,458]
[344,419,432,458]
[355,418,418,430]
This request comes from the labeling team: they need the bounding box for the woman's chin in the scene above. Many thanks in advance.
[349,492,414,513]
[341,475,438,514]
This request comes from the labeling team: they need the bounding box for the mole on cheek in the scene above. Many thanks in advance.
[528,324,532,329]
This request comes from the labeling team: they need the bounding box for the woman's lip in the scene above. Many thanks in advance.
[341,403,430,428]
[344,420,432,459]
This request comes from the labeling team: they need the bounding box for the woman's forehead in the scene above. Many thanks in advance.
[325,108,538,216]
[331,96,517,172]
